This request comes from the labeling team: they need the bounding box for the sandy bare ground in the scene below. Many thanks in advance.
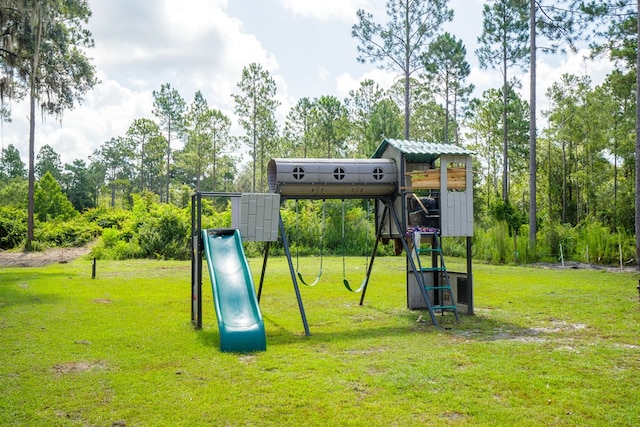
[0,246,92,268]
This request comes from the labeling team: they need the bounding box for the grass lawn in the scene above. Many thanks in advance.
[1,255,639,426]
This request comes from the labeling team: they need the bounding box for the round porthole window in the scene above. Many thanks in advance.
[292,166,305,180]
[373,167,384,180]
[333,167,346,181]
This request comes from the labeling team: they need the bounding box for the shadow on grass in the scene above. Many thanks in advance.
[0,273,67,308]
[192,308,548,351]
[195,328,220,349]
[446,312,554,342]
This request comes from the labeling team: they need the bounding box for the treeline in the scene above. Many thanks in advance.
[0,0,637,266]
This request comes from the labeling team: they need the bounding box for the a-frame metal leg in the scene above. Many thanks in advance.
[359,202,388,306]
[257,241,270,302]
[279,216,311,336]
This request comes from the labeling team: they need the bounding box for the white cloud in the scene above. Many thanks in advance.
[279,0,368,22]
[2,0,288,165]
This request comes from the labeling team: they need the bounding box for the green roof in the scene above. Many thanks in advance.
[372,138,474,163]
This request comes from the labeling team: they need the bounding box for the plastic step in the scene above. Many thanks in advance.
[432,305,457,311]
[420,267,446,272]
[425,286,453,291]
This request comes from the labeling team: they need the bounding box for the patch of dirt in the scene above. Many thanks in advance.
[52,360,108,375]
[0,246,92,268]
[531,261,637,273]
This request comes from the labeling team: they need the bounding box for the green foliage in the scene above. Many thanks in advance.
[490,198,525,236]
[0,206,26,249]
[0,178,27,208]
[83,206,132,229]
[0,144,26,179]
[136,203,190,260]
[34,216,99,248]
[91,227,142,260]
[34,171,77,222]
[473,221,512,264]
[232,63,279,192]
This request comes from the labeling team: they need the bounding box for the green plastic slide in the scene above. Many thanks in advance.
[201,229,266,352]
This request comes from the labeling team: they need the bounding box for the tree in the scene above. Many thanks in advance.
[126,118,166,195]
[206,109,233,192]
[61,159,95,211]
[345,79,385,156]
[352,0,453,139]
[91,136,136,207]
[152,83,185,203]
[34,171,76,222]
[467,87,529,209]
[0,143,26,179]
[35,144,62,181]
[544,74,594,225]
[284,97,317,158]
[311,95,350,158]
[179,91,212,192]
[1,0,97,248]
[476,0,529,203]
[528,0,587,250]
[232,63,279,192]
[421,32,473,144]
[369,98,403,147]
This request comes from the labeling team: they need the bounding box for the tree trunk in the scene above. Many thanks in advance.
[165,119,171,203]
[635,0,640,271]
[26,5,43,249]
[444,73,450,144]
[404,4,410,140]
[502,44,509,203]
[528,0,537,248]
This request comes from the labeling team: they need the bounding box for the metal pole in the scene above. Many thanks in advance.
[279,215,311,336]
[466,236,474,315]
[196,192,203,329]
[257,241,270,302]
[359,201,387,305]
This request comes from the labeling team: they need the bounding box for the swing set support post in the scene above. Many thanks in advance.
[359,200,388,306]
[279,215,311,336]
[257,241,270,302]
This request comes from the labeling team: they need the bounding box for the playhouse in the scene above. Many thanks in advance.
[191,138,475,352]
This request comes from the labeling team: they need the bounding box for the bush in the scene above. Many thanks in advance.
[0,206,26,249]
[83,207,132,230]
[34,217,100,248]
[137,203,190,260]
[91,227,142,260]
[473,221,511,264]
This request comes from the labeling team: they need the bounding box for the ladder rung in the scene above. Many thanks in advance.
[433,305,457,311]
[421,267,446,272]
[425,286,452,291]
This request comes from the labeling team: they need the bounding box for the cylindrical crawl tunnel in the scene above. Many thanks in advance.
[268,158,397,198]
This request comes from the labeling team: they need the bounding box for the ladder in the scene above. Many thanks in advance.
[412,230,459,324]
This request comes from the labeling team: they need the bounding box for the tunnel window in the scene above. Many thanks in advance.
[292,166,305,180]
[373,167,384,180]
[333,167,346,181]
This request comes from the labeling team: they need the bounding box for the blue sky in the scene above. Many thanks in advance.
[1,0,612,166]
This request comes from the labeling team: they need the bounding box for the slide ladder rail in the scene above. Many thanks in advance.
[202,228,266,352]
[413,230,459,323]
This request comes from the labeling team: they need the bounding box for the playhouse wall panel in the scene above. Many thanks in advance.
[239,193,280,242]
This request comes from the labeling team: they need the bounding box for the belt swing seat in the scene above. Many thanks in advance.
[341,199,371,293]
[295,199,324,287]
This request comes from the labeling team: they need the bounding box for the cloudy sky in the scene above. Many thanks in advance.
[2,0,614,165]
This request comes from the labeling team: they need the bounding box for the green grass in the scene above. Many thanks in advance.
[1,255,639,426]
